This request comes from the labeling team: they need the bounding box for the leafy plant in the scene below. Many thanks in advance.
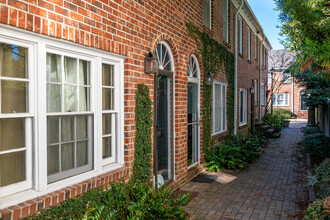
[272,108,296,119]
[204,131,267,171]
[308,160,330,199]
[304,199,329,220]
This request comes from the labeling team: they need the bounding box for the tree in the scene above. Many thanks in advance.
[275,0,330,125]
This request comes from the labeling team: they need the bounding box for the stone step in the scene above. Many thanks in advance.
[265,128,275,137]
[255,121,265,128]
[272,132,281,138]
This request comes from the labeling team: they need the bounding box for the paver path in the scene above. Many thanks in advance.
[183,123,308,220]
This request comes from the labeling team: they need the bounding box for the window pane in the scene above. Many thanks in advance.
[102,137,112,159]
[222,85,226,129]
[64,85,77,112]
[61,116,74,142]
[64,57,77,84]
[102,88,114,110]
[47,83,61,112]
[0,151,25,187]
[102,113,112,135]
[77,141,88,167]
[76,115,87,140]
[0,118,25,152]
[79,87,90,111]
[102,64,113,86]
[1,80,28,113]
[61,143,74,171]
[79,60,90,85]
[46,53,61,82]
[1,44,27,79]
[47,116,59,145]
[47,145,59,175]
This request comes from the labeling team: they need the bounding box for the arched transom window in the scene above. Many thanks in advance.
[156,42,173,71]
[188,55,200,79]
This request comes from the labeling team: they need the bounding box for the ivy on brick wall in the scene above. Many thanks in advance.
[132,84,153,184]
[186,23,235,150]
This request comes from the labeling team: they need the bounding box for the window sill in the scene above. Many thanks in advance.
[239,123,248,127]
[238,53,243,58]
[247,59,251,64]
[212,130,227,136]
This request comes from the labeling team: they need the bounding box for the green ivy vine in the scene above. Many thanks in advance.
[186,23,235,150]
[132,84,153,184]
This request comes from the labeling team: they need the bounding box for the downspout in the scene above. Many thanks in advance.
[259,33,265,121]
[234,0,244,135]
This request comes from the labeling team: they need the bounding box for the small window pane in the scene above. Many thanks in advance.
[64,57,77,84]
[47,116,59,145]
[0,151,25,187]
[61,143,74,171]
[47,145,59,175]
[1,80,28,113]
[102,64,113,86]
[76,116,88,140]
[79,60,90,85]
[0,118,25,152]
[79,87,90,111]
[46,53,62,82]
[61,116,74,142]
[47,83,61,112]
[102,137,112,159]
[77,141,88,167]
[102,114,112,135]
[102,88,114,110]
[1,44,28,79]
[64,85,77,112]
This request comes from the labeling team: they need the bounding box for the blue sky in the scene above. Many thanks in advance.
[247,0,284,50]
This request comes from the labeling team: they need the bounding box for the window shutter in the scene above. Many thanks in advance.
[285,93,289,105]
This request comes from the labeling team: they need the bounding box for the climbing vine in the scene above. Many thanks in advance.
[132,84,153,184]
[186,23,235,149]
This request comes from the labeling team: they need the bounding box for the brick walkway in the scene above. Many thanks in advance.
[183,123,308,220]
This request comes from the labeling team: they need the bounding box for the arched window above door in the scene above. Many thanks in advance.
[156,42,173,71]
[188,55,200,79]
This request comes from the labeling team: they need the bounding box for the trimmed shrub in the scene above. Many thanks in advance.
[304,126,320,136]
[303,133,329,161]
[273,108,296,119]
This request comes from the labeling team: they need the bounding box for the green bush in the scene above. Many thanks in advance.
[273,108,296,119]
[29,182,190,219]
[263,114,282,129]
[308,160,330,199]
[304,126,320,136]
[304,200,329,220]
[204,131,267,171]
[303,133,329,161]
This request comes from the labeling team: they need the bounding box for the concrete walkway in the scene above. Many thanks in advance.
[183,123,308,220]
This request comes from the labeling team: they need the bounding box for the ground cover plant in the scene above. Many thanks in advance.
[303,128,329,163]
[308,160,330,200]
[204,131,267,171]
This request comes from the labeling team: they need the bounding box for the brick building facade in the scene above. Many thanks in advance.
[268,50,307,119]
[0,0,271,218]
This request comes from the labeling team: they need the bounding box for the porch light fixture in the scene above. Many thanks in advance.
[144,52,159,74]
[205,72,213,85]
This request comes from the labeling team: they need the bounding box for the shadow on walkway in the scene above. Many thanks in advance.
[182,123,309,220]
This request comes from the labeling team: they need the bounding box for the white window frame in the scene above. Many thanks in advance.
[247,28,251,60]
[203,0,212,29]
[273,93,289,106]
[0,37,35,198]
[0,26,124,208]
[239,88,247,125]
[238,17,243,54]
[254,80,258,106]
[212,81,227,135]
[261,83,265,105]
[223,0,228,42]
[300,90,308,111]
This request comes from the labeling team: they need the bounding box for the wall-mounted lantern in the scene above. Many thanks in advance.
[205,72,213,85]
[144,52,159,74]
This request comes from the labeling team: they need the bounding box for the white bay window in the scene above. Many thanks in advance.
[0,27,124,208]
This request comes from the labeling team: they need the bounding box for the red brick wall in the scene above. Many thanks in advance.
[0,0,270,217]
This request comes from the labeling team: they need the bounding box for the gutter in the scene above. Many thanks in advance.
[259,33,265,122]
[234,0,244,135]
